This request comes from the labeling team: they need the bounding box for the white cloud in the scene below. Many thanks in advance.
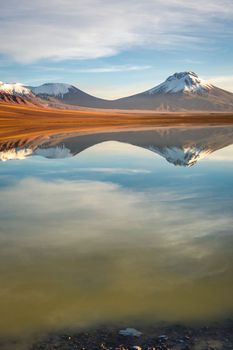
[75,65,152,73]
[0,0,233,62]
[36,64,152,73]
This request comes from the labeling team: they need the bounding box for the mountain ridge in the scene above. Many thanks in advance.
[1,72,233,111]
[112,72,233,111]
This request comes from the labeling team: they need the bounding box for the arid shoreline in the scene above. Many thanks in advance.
[1,321,233,350]
[30,322,233,350]
[0,103,233,142]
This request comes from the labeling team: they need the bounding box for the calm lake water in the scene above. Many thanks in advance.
[0,126,233,340]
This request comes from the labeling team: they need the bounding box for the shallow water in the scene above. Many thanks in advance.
[0,126,233,339]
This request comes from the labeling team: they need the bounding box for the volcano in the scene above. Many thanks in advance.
[111,71,233,111]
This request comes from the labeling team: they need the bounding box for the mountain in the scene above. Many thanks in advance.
[31,83,73,97]
[146,71,212,94]
[1,72,233,111]
[1,126,233,166]
[0,82,31,96]
[111,72,233,111]
[30,83,111,108]
[0,81,45,106]
[30,72,233,111]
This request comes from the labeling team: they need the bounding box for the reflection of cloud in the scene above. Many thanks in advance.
[0,178,232,258]
[0,178,233,336]
[76,167,151,174]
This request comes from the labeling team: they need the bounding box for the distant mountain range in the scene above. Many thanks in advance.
[1,126,233,166]
[30,82,109,109]
[0,81,40,105]
[1,72,233,111]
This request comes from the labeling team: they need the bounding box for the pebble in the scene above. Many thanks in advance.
[119,328,143,337]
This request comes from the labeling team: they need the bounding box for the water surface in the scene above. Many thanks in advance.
[0,126,233,338]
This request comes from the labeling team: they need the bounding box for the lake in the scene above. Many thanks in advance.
[0,125,233,344]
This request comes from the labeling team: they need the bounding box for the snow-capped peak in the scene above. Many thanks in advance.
[31,83,74,97]
[0,82,31,96]
[146,71,213,95]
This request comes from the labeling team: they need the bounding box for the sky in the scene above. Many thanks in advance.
[0,0,233,99]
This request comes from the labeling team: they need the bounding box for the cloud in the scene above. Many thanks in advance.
[36,64,152,73]
[73,65,152,73]
[1,0,233,62]
[177,59,204,65]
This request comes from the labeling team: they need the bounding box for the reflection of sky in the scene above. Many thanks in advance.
[0,141,233,336]
[0,142,233,201]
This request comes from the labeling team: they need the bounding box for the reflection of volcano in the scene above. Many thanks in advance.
[1,126,233,166]
[0,148,33,161]
[146,145,212,167]
[34,146,73,159]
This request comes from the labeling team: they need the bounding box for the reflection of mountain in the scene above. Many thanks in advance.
[0,148,33,161]
[1,126,233,166]
[34,146,73,159]
[146,146,212,167]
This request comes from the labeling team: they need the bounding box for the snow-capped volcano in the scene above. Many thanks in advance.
[0,80,45,106]
[31,82,110,108]
[0,82,31,96]
[112,71,233,111]
[146,72,213,95]
[31,83,74,97]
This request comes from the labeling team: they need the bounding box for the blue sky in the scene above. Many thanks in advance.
[1,0,233,99]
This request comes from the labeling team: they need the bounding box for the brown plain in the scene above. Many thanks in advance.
[0,102,233,142]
